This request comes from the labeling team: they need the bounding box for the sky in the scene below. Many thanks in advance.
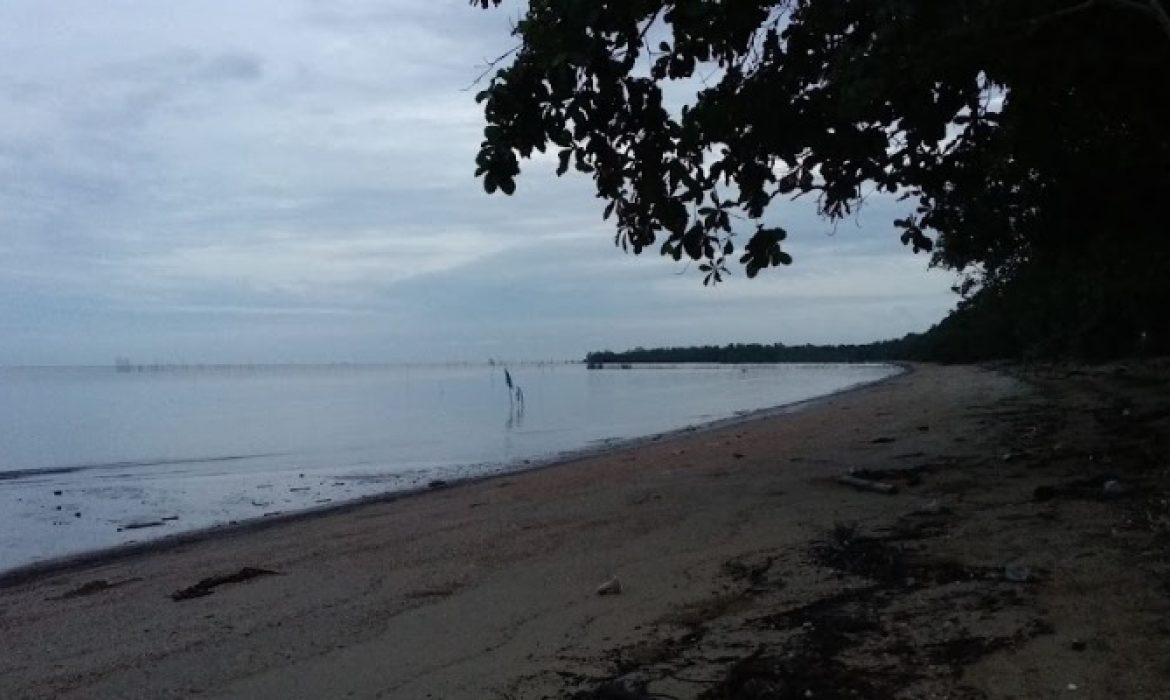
[0,0,959,365]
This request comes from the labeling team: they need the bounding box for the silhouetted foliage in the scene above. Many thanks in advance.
[474,1,1170,359]
[586,340,922,366]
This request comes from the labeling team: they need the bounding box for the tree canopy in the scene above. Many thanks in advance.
[472,0,1170,358]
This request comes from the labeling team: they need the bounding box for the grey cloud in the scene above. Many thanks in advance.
[0,0,955,365]
[103,49,263,85]
[71,50,264,133]
[197,53,264,82]
[0,78,49,103]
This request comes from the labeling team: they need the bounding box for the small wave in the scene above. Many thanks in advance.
[0,453,287,482]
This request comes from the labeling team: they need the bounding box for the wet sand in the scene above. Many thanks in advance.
[1,363,1168,698]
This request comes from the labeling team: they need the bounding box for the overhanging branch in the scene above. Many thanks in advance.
[1028,0,1170,42]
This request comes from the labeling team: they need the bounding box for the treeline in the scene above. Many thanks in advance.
[585,338,925,365]
[915,251,1170,363]
[587,271,1169,366]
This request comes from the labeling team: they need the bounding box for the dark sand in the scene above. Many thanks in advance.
[1,363,1168,699]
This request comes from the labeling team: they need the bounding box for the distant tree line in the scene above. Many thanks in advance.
[586,339,923,365]
[587,289,1167,365]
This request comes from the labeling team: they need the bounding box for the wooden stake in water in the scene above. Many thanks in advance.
[504,368,524,413]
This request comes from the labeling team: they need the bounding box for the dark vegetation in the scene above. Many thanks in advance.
[472,1,1170,361]
[585,340,919,365]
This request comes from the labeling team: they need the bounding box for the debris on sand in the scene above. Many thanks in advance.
[1102,479,1132,498]
[170,567,279,602]
[907,499,947,516]
[572,673,650,699]
[1004,562,1032,583]
[597,576,622,596]
[834,473,897,494]
[51,577,142,601]
[1034,474,1132,502]
[55,580,112,599]
[118,520,165,532]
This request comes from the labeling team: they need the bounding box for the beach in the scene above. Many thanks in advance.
[0,362,898,572]
[1,363,1168,698]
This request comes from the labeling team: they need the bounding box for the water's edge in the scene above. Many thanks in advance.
[0,363,910,588]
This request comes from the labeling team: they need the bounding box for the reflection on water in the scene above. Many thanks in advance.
[506,395,526,431]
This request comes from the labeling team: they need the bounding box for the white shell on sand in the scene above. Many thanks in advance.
[596,576,622,596]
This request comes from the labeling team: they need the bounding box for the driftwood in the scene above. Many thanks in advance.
[834,474,898,495]
[53,580,112,600]
[51,577,143,601]
[170,567,279,602]
[120,520,164,530]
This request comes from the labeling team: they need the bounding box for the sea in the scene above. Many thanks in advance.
[0,362,899,574]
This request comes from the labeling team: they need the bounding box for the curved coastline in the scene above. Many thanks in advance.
[0,362,909,589]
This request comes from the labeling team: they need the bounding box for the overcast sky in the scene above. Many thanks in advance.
[0,0,958,365]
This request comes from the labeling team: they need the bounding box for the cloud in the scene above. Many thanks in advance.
[199,52,264,82]
[0,0,958,365]
[122,228,516,302]
[103,49,263,84]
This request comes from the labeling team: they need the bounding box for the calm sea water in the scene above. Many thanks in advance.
[0,362,898,572]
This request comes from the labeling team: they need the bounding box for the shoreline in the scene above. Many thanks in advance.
[5,362,1166,698]
[0,363,907,589]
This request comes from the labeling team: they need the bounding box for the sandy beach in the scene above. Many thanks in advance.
[2,363,1168,699]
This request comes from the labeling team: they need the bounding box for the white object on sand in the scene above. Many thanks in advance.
[1004,562,1031,583]
[834,473,897,494]
[596,576,622,596]
[1102,480,1130,498]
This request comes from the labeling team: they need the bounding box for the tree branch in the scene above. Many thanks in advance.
[1142,0,1170,41]
[462,45,520,91]
[1026,0,1170,42]
[1098,0,1170,40]
[638,7,663,46]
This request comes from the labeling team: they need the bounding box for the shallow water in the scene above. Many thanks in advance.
[0,362,898,572]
